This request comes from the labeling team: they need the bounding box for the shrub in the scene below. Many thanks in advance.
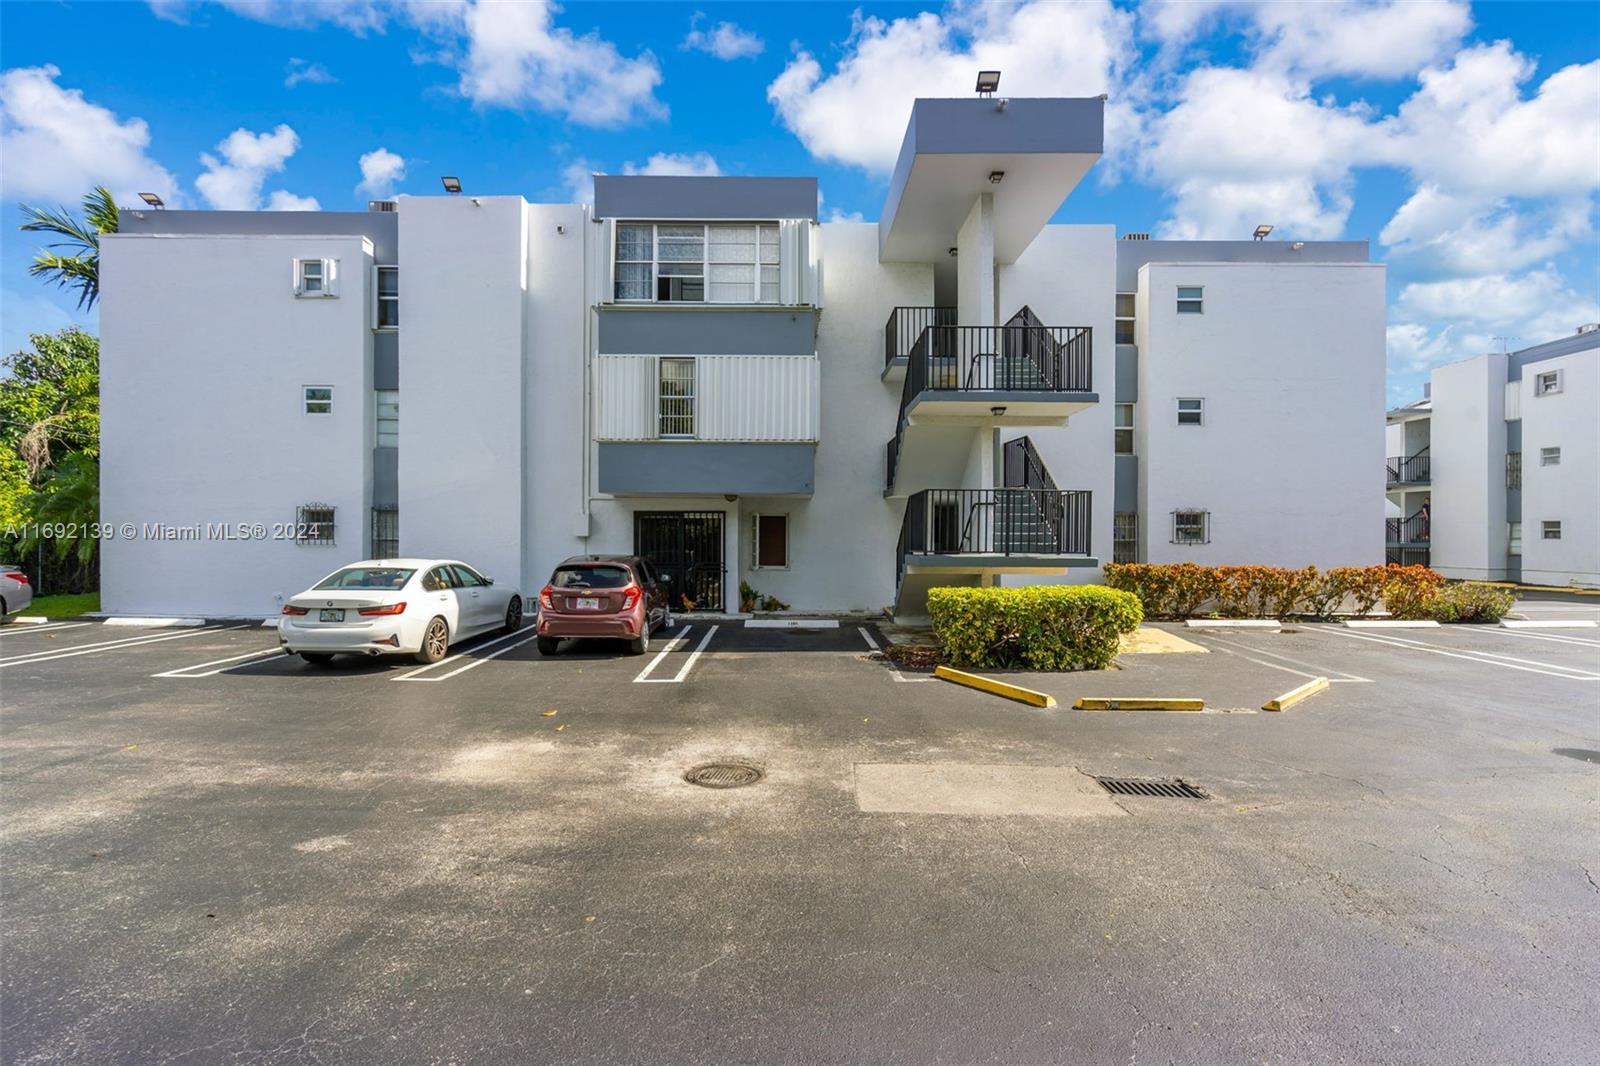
[1322,566,1389,617]
[927,585,1143,671]
[1103,563,1218,619]
[1425,582,1516,623]
[1211,565,1321,618]
[1103,562,1456,620]
[1380,564,1448,619]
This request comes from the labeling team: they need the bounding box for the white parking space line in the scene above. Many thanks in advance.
[633,625,718,684]
[631,626,693,683]
[858,626,933,683]
[153,647,288,678]
[393,630,543,682]
[1197,634,1372,683]
[1318,626,1600,682]
[857,627,880,651]
[0,622,91,636]
[1460,627,1600,649]
[391,627,540,682]
[0,625,248,669]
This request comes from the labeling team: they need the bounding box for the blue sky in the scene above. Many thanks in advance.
[2,1,1597,404]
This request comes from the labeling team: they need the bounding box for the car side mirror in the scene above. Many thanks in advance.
[483,576,495,585]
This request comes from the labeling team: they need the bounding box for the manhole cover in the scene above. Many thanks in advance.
[1094,776,1208,799]
[684,762,764,789]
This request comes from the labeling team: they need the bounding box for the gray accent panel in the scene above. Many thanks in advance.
[1114,240,1369,290]
[599,443,815,496]
[374,332,399,389]
[598,309,818,356]
[1115,345,1138,402]
[372,447,398,508]
[119,209,398,262]
[1505,558,1522,583]
[595,176,817,221]
[1506,420,1522,450]
[1114,455,1138,512]
[1507,329,1598,379]
[1506,487,1521,523]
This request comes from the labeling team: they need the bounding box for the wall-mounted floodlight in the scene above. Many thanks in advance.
[988,171,1005,185]
[976,70,1001,95]
[441,176,462,194]
[138,192,165,208]
[990,406,1008,417]
[948,247,958,258]
[1253,224,1273,241]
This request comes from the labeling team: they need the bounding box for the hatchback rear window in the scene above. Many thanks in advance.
[552,565,632,589]
[314,566,416,590]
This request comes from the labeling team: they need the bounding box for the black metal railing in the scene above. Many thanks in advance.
[1386,546,1431,567]
[1386,511,1431,544]
[1385,449,1431,485]
[885,306,957,366]
[903,324,1092,395]
[896,488,1091,590]
[885,436,901,494]
[1003,435,1058,494]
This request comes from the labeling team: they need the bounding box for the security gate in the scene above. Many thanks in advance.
[634,511,725,613]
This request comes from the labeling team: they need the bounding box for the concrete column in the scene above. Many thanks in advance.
[956,193,995,328]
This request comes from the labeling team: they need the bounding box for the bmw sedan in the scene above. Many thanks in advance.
[278,559,523,665]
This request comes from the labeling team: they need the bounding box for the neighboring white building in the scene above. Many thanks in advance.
[1385,328,1600,587]
[100,93,1387,620]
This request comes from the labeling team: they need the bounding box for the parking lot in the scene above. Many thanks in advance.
[2,599,1597,1064]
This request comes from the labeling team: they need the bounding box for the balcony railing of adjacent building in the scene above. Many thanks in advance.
[895,487,1092,590]
[1385,449,1431,486]
[1386,546,1431,567]
[1386,511,1431,545]
[885,306,957,366]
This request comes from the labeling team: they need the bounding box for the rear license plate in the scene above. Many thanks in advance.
[319,609,345,622]
[576,597,600,610]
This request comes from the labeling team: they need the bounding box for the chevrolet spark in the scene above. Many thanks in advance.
[536,555,671,656]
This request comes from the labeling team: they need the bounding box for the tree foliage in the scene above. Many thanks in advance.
[19,186,119,311]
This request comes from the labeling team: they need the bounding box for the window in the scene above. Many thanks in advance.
[296,504,336,545]
[751,513,789,569]
[1508,522,1522,556]
[1506,451,1521,489]
[450,564,486,588]
[376,390,398,447]
[294,258,337,297]
[1540,446,1561,466]
[1113,512,1137,564]
[1534,370,1563,396]
[316,565,413,590]
[1176,285,1203,314]
[658,358,695,437]
[552,564,634,589]
[303,386,333,415]
[1115,293,1135,345]
[1543,520,1562,540]
[1177,397,1204,426]
[615,222,780,304]
[370,507,398,559]
[375,266,398,328]
[421,566,456,591]
[1114,403,1134,454]
[1172,510,1209,544]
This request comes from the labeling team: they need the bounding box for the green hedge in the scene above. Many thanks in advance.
[927,585,1143,671]
[1423,582,1517,623]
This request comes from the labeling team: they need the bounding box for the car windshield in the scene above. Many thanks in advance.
[314,566,416,590]
[552,565,632,589]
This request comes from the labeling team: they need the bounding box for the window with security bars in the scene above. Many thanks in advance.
[616,222,780,304]
[371,507,398,558]
[296,504,336,545]
[1172,510,1208,545]
[658,358,695,437]
[1113,512,1138,563]
[1505,451,1521,488]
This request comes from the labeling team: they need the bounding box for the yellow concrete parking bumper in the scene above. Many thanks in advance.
[933,666,1057,708]
[1073,697,1205,712]
[1262,677,1329,712]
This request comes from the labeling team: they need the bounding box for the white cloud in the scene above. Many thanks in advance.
[1388,266,1600,372]
[266,190,320,211]
[150,0,385,34]
[195,124,309,210]
[768,1,1134,175]
[564,152,722,205]
[285,57,337,88]
[357,147,406,198]
[1380,187,1592,275]
[0,64,180,206]
[681,13,764,60]
[562,159,597,205]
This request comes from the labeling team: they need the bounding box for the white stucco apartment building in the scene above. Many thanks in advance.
[1386,327,1600,587]
[99,93,1387,619]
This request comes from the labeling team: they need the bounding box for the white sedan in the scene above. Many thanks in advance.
[278,558,524,665]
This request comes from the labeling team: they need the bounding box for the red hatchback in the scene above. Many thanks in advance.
[536,555,672,656]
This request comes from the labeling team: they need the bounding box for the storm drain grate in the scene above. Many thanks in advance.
[684,762,764,789]
[1094,776,1208,799]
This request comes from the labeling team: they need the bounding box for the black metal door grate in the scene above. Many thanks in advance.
[634,511,724,612]
[1094,776,1208,799]
[371,507,399,559]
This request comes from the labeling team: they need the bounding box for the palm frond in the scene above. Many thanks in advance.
[16,186,119,311]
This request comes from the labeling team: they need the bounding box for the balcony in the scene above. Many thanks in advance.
[898,487,1092,576]
[883,305,956,378]
[1386,512,1430,546]
[1386,450,1431,487]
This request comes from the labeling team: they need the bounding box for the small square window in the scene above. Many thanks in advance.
[295,258,336,297]
[1177,397,1204,426]
[303,386,333,415]
[1539,446,1561,466]
[296,504,336,545]
[1542,520,1562,540]
[751,513,788,569]
[1173,510,1208,544]
[1534,370,1562,395]
[1176,286,1203,314]
[1114,403,1134,454]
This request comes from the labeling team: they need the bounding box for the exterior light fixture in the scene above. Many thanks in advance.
[990,406,1008,417]
[988,171,1005,184]
[441,176,463,194]
[1253,224,1273,241]
[975,70,1001,95]
[948,247,958,258]
[1291,241,1305,251]
[138,192,164,208]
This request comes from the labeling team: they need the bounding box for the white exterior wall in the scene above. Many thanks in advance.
[1430,354,1507,581]
[398,196,529,590]
[1137,261,1386,566]
[1517,352,1599,586]
[997,225,1117,580]
[99,233,373,616]
[593,355,820,441]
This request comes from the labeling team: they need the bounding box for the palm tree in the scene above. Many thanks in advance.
[19,186,119,311]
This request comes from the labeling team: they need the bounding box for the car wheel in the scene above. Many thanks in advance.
[299,652,335,666]
[537,636,560,656]
[628,628,649,656]
[414,617,449,664]
[0,599,12,626]
[503,595,524,633]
